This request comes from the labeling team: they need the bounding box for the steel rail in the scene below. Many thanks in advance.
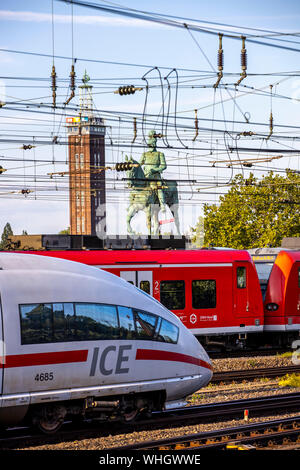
[211,365,300,383]
[1,392,300,449]
[112,415,300,450]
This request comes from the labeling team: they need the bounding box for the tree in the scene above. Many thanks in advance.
[192,171,300,249]
[190,216,205,248]
[0,222,13,249]
[59,227,70,234]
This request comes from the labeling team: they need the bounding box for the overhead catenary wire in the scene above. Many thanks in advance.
[0,2,299,222]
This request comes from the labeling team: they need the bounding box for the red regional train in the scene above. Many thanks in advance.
[261,250,300,344]
[27,249,265,350]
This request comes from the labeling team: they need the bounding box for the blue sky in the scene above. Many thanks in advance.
[0,0,299,236]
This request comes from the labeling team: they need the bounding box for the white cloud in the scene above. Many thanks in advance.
[0,10,163,28]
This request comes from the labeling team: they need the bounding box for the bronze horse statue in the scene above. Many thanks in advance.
[124,156,180,235]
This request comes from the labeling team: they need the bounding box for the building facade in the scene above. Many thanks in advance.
[67,73,106,236]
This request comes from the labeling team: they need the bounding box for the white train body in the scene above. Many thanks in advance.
[0,253,212,432]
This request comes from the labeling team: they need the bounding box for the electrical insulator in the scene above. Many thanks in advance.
[266,112,273,140]
[64,63,76,105]
[114,85,143,96]
[0,166,6,174]
[21,189,31,195]
[51,65,57,108]
[235,36,247,86]
[132,117,137,144]
[21,145,35,150]
[120,85,135,95]
[192,109,199,142]
[151,133,164,139]
[266,85,274,140]
[115,162,134,171]
[70,64,75,92]
[213,34,224,89]
[217,34,224,71]
[241,38,247,71]
[239,131,255,136]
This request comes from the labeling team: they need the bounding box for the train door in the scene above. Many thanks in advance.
[120,271,153,295]
[234,261,249,317]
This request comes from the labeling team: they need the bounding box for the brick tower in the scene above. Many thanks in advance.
[67,71,106,235]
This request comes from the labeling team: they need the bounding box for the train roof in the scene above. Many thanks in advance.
[23,249,253,265]
[0,252,178,321]
[275,250,300,263]
[0,252,136,284]
[248,248,284,256]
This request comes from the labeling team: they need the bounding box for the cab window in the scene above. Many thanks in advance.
[237,267,247,289]
[158,319,179,344]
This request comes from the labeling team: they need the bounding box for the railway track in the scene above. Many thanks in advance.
[212,365,300,383]
[209,349,290,359]
[113,416,300,451]
[2,392,300,449]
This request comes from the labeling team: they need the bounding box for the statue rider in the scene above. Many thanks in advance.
[139,130,167,211]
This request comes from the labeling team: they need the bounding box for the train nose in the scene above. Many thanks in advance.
[195,341,213,388]
[177,334,213,399]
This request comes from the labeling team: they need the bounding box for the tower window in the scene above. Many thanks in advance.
[80,153,84,169]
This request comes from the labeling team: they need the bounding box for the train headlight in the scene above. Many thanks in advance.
[266,303,279,311]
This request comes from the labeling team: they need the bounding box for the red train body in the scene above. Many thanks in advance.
[264,250,300,334]
[23,247,300,349]
[27,249,264,349]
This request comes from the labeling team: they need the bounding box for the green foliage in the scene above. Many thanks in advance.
[58,227,70,234]
[192,171,300,249]
[279,373,300,388]
[190,216,204,248]
[0,222,13,250]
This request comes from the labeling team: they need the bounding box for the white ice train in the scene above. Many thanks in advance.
[0,253,212,433]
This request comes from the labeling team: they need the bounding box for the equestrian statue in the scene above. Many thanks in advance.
[124,131,180,235]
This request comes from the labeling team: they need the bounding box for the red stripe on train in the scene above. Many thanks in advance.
[3,349,88,368]
[136,349,212,370]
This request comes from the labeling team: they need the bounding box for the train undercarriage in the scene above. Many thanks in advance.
[28,390,166,434]
[199,331,300,353]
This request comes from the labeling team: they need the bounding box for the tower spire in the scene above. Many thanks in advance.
[79,70,93,117]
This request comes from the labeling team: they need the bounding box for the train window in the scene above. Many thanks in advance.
[20,302,178,345]
[53,303,75,341]
[237,267,247,289]
[20,304,53,344]
[134,310,157,339]
[42,304,53,342]
[160,281,185,310]
[74,303,119,340]
[139,280,150,294]
[158,318,179,344]
[118,306,136,339]
[192,280,216,309]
